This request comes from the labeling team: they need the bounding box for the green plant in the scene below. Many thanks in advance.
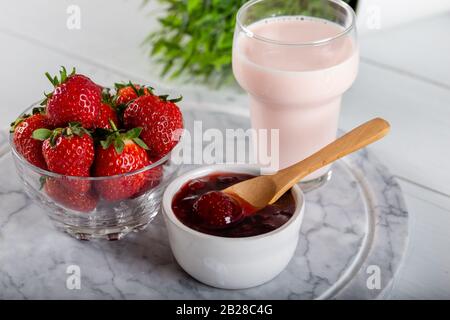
[145,0,355,87]
[145,0,245,87]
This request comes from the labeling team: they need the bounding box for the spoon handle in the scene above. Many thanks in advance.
[270,118,390,203]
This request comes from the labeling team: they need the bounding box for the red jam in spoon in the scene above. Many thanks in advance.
[171,172,295,238]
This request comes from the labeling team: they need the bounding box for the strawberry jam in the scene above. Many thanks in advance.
[172,172,295,237]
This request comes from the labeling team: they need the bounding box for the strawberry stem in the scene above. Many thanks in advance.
[109,119,119,132]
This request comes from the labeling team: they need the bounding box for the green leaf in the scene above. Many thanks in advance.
[44,66,75,88]
[49,129,61,146]
[60,66,67,83]
[66,122,90,137]
[68,121,81,128]
[109,119,119,132]
[132,137,149,150]
[32,107,45,115]
[129,81,140,96]
[45,72,56,86]
[125,127,143,139]
[160,60,174,77]
[32,128,52,141]
[187,0,201,14]
[114,139,125,154]
[100,140,110,150]
[101,87,113,104]
[168,95,183,103]
[100,135,114,150]
[114,82,127,90]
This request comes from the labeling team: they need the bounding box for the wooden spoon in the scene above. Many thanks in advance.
[224,118,390,211]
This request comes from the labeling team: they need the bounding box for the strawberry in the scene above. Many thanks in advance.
[33,122,95,193]
[123,94,183,159]
[96,103,118,129]
[45,177,98,213]
[10,108,49,169]
[114,82,152,106]
[93,122,152,201]
[44,67,102,128]
[193,191,243,229]
[94,88,119,129]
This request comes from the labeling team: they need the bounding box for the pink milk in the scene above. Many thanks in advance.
[233,16,359,179]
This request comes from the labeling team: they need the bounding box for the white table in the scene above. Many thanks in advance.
[0,0,449,299]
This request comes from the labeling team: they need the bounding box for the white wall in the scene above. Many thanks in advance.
[357,0,450,33]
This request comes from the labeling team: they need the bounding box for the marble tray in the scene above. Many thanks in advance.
[0,106,408,299]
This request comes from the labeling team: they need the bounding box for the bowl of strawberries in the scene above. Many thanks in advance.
[9,67,184,240]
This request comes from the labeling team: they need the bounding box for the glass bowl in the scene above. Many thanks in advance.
[10,104,182,240]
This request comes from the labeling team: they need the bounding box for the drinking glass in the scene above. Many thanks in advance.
[233,0,358,190]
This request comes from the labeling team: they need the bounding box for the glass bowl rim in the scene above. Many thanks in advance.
[236,0,356,47]
[9,102,182,181]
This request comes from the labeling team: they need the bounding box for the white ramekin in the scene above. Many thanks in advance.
[162,164,305,289]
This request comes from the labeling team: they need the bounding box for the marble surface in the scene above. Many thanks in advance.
[0,130,7,157]
[0,108,408,299]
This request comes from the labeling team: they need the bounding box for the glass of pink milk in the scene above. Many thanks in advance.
[233,0,359,190]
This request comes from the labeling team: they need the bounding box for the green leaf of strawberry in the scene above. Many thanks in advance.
[101,87,114,105]
[113,82,154,107]
[132,137,149,150]
[114,139,125,154]
[33,122,91,147]
[168,95,183,103]
[99,120,148,154]
[67,121,91,137]
[45,66,76,88]
[124,127,142,140]
[158,94,183,103]
[32,128,53,141]
[100,134,114,150]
